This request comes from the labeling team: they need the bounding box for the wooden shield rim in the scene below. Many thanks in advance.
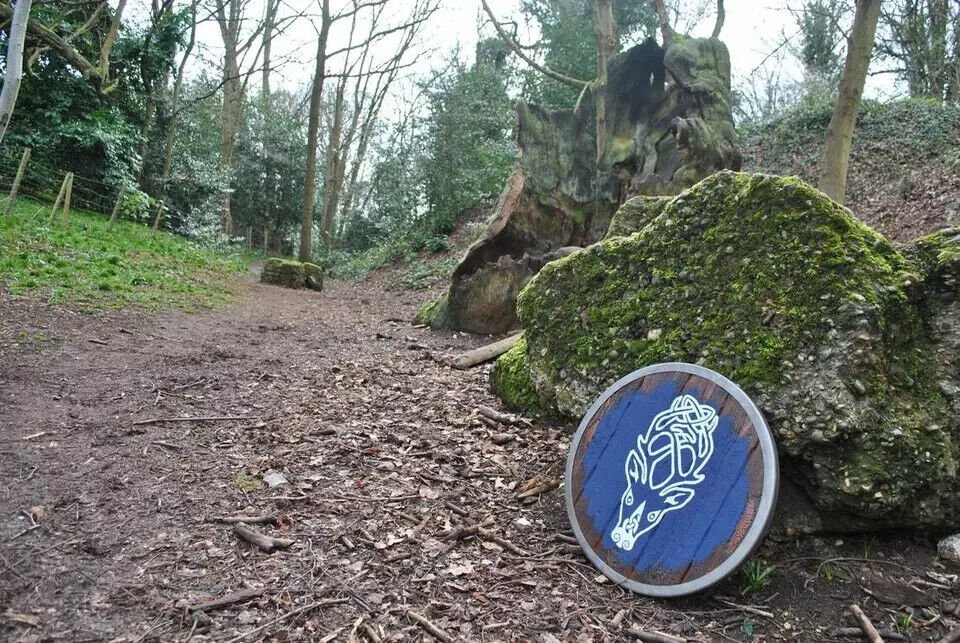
[564,362,779,597]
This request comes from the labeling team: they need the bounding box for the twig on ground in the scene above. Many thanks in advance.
[408,611,453,642]
[716,598,775,619]
[233,523,294,553]
[517,481,558,499]
[225,598,349,642]
[133,415,252,426]
[848,604,884,643]
[188,587,267,613]
[207,515,277,525]
[476,527,530,556]
[627,627,686,643]
[87,338,108,345]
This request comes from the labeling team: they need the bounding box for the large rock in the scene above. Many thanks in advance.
[261,258,324,291]
[421,36,742,334]
[494,171,960,532]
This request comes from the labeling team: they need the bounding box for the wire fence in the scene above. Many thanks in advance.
[0,147,190,231]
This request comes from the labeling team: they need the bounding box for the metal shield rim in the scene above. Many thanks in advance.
[564,361,780,598]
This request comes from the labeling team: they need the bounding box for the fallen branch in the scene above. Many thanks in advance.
[133,415,251,426]
[87,338,108,345]
[848,604,884,643]
[477,404,526,426]
[207,515,276,525]
[225,597,349,643]
[188,587,267,613]
[233,523,294,553]
[627,627,686,643]
[451,332,522,369]
[476,527,530,556]
[517,481,558,500]
[408,611,453,643]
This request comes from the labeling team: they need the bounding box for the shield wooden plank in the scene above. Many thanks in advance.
[565,362,779,597]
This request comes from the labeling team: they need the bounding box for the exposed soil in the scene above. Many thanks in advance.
[2,272,960,642]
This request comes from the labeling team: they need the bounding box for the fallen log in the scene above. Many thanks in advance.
[451,332,522,369]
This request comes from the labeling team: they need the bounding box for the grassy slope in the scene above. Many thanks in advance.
[0,198,250,311]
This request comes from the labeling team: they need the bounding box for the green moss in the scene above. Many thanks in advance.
[261,257,306,289]
[516,171,919,418]
[414,291,452,327]
[261,258,325,290]
[490,337,542,416]
[605,196,673,238]
[235,473,263,492]
[302,262,324,291]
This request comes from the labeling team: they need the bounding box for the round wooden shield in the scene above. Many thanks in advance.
[565,362,778,597]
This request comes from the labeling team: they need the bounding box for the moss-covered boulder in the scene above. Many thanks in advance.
[495,170,960,532]
[605,196,672,239]
[261,258,324,291]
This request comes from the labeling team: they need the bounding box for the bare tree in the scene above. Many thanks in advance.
[299,0,438,261]
[818,0,882,203]
[212,0,269,234]
[0,0,33,146]
[299,0,333,261]
[876,0,958,100]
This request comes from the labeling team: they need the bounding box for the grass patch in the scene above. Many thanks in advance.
[0,197,251,311]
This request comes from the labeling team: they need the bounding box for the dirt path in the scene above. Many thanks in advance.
[1,275,957,642]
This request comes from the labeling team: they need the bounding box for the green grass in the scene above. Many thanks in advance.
[0,197,252,311]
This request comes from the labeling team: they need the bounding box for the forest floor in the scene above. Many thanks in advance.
[2,269,960,643]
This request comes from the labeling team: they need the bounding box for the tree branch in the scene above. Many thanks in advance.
[479,0,587,88]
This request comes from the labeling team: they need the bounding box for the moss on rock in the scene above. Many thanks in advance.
[414,291,452,327]
[490,336,542,416]
[605,195,673,238]
[260,258,324,291]
[498,170,960,531]
[302,262,324,291]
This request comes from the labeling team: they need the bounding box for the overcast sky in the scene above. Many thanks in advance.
[125,0,901,106]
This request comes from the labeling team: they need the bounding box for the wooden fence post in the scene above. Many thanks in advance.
[246,226,252,251]
[108,187,125,232]
[59,172,73,230]
[48,173,69,226]
[151,200,165,234]
[4,147,30,216]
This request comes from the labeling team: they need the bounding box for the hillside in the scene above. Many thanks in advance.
[741,99,960,242]
[0,198,250,311]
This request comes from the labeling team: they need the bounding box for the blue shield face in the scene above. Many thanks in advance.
[609,394,718,551]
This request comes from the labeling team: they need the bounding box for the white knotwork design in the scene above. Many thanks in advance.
[610,394,718,552]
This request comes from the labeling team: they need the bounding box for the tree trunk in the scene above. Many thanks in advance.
[261,0,277,244]
[322,79,347,246]
[299,0,331,262]
[0,0,33,146]
[593,0,616,167]
[818,0,882,204]
[927,0,948,99]
[97,0,127,87]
